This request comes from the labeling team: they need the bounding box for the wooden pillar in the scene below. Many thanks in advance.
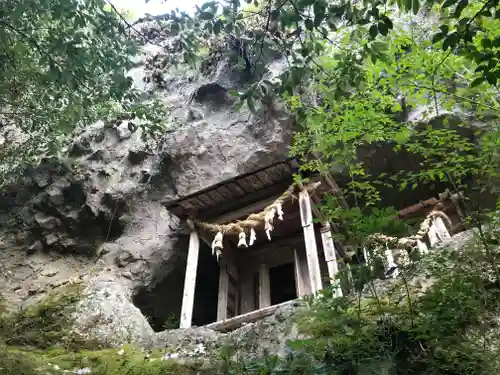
[258,264,271,308]
[363,246,373,271]
[427,223,439,247]
[180,231,200,329]
[434,217,451,241]
[416,239,429,255]
[299,189,323,295]
[240,271,255,314]
[384,246,399,279]
[319,223,342,297]
[217,259,229,321]
[294,248,312,297]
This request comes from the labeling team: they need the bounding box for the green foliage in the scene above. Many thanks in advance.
[0,282,93,350]
[162,313,180,330]
[152,0,500,111]
[0,345,219,375]
[288,15,499,237]
[0,295,6,316]
[0,346,44,375]
[292,234,500,375]
[0,0,157,181]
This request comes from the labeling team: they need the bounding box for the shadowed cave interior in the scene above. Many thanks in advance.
[132,241,219,331]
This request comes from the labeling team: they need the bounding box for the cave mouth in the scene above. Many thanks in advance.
[132,241,219,332]
[270,262,297,306]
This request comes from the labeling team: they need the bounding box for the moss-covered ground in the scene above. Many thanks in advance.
[1,232,500,375]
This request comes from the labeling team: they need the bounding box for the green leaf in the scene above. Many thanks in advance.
[369,24,378,39]
[439,24,449,34]
[382,16,393,30]
[481,38,492,49]
[247,94,257,113]
[412,0,419,14]
[305,19,314,30]
[442,32,458,50]
[199,11,214,20]
[432,32,446,44]
[486,72,497,85]
[378,21,389,36]
[453,0,468,18]
[442,0,458,8]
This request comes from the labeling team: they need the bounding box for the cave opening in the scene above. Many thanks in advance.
[191,242,219,327]
[269,262,297,306]
[132,241,219,332]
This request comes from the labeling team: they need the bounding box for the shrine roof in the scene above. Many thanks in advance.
[163,158,302,221]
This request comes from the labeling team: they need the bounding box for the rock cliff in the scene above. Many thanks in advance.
[0,19,293,346]
[0,14,494,349]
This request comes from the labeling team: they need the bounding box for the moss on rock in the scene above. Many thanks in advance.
[0,282,98,350]
[0,345,224,375]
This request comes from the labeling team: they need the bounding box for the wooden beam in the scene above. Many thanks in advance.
[199,180,294,221]
[299,189,323,295]
[217,260,229,321]
[206,299,297,333]
[416,239,429,255]
[434,217,451,241]
[258,264,271,308]
[427,224,439,247]
[319,223,342,297]
[294,247,312,297]
[296,180,325,222]
[211,194,282,224]
[179,231,200,329]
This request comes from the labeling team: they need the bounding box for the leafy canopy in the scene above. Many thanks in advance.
[152,0,500,110]
[0,0,168,181]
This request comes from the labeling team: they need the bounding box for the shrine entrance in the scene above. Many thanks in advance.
[163,158,466,332]
[269,262,297,305]
[164,159,344,332]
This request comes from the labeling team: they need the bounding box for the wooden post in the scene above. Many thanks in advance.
[434,217,451,241]
[180,231,200,329]
[319,223,342,297]
[383,246,399,279]
[294,248,312,297]
[427,224,439,247]
[345,262,354,294]
[416,239,429,255]
[299,189,323,295]
[217,259,229,321]
[240,271,255,314]
[363,246,373,271]
[258,264,271,308]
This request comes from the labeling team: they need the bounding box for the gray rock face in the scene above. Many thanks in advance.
[0,14,493,350]
[0,22,293,347]
[152,301,306,361]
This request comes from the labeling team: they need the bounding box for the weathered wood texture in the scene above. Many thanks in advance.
[163,159,300,220]
[427,224,439,247]
[217,260,229,321]
[180,231,200,329]
[320,223,342,297]
[258,264,271,308]
[239,271,256,314]
[206,300,297,333]
[434,217,451,240]
[299,189,323,294]
[294,247,312,297]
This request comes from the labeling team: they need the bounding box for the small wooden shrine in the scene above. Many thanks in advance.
[164,158,465,331]
[164,158,347,331]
